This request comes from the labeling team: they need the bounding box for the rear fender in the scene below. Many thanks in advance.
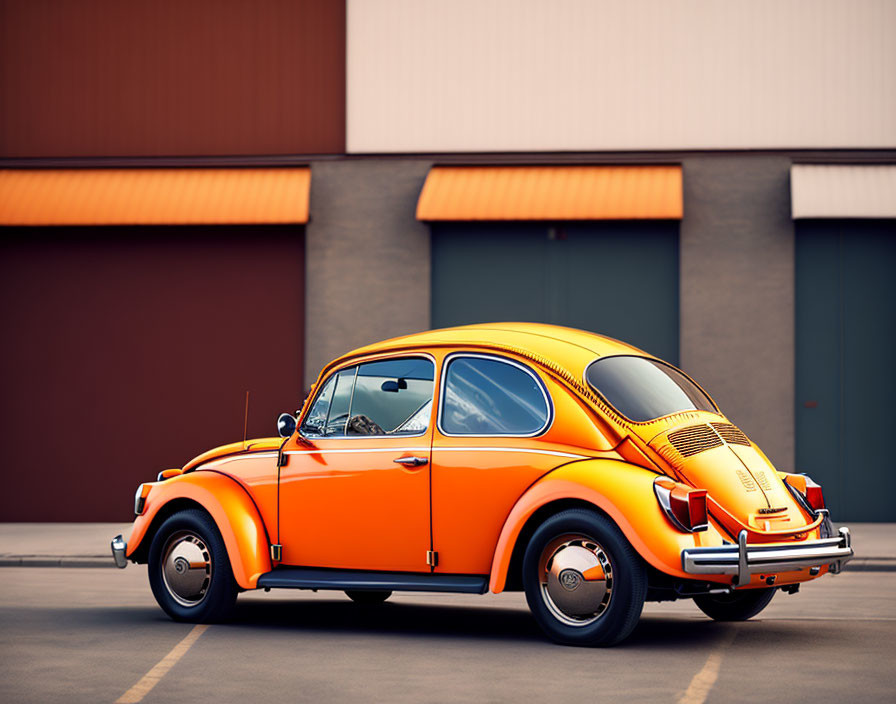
[489,459,723,592]
[126,471,271,589]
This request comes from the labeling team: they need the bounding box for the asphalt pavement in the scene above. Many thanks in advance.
[1,565,894,703]
[1,523,894,703]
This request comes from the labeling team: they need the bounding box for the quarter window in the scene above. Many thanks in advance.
[300,357,435,437]
[301,373,336,436]
[440,356,551,436]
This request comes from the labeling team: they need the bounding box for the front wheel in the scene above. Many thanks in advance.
[693,587,775,621]
[148,509,238,623]
[523,509,646,647]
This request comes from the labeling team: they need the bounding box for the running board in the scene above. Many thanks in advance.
[256,567,488,594]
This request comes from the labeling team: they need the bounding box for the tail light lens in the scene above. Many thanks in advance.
[804,479,825,511]
[654,477,708,532]
[134,483,152,515]
[783,473,826,512]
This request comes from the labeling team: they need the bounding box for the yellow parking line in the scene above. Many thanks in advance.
[115,624,209,703]
[677,627,737,704]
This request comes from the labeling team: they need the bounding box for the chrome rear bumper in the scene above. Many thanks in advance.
[682,527,853,586]
[111,534,128,569]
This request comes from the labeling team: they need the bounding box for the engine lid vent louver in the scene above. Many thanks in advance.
[667,425,724,457]
[664,422,753,459]
[710,422,751,446]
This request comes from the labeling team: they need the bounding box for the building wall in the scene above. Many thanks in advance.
[680,156,795,470]
[0,0,345,157]
[348,0,896,152]
[307,155,798,472]
[304,160,433,386]
[0,225,305,521]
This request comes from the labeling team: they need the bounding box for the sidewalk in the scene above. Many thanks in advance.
[0,523,132,567]
[1,522,893,570]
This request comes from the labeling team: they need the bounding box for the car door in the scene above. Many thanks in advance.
[278,356,435,572]
[431,353,565,575]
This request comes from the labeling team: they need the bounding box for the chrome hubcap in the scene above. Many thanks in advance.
[161,531,212,607]
[539,534,613,627]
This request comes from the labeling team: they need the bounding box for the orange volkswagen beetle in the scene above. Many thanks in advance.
[112,323,852,646]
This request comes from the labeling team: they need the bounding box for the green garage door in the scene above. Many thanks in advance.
[432,222,679,364]
[796,220,896,521]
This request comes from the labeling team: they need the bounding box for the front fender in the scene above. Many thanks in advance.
[126,471,272,589]
[488,459,724,592]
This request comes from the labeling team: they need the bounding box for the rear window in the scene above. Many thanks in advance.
[585,356,717,423]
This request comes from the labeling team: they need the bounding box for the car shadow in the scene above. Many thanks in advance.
[64,597,820,649]
[215,597,762,648]
[227,597,544,643]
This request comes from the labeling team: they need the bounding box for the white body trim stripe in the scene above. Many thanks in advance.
[202,452,278,468]
[284,447,430,456]
[279,447,589,460]
[200,447,592,469]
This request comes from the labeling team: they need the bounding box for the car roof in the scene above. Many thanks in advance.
[329,322,652,378]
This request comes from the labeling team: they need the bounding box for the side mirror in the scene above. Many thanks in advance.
[277,413,297,438]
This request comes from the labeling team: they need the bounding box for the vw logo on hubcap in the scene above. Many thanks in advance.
[174,556,189,575]
[559,569,581,591]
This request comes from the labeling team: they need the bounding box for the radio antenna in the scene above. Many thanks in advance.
[243,390,250,448]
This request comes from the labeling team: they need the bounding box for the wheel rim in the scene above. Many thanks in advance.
[538,533,613,627]
[161,530,212,607]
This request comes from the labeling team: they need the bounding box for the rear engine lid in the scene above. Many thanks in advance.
[647,422,811,535]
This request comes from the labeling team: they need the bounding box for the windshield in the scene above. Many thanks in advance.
[585,356,717,422]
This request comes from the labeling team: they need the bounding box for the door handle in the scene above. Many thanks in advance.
[393,456,428,467]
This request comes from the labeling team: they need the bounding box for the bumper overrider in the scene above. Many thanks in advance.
[682,527,853,587]
[111,534,128,568]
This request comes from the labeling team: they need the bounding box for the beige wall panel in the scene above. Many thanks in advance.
[680,156,795,470]
[792,165,896,218]
[304,160,432,387]
[348,0,896,152]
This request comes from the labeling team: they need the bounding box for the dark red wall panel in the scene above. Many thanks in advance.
[0,0,345,157]
[0,226,305,521]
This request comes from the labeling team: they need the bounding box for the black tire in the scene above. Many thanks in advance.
[148,509,238,623]
[345,590,392,605]
[522,509,647,647]
[693,587,775,621]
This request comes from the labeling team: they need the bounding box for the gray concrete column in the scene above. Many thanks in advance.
[304,159,433,386]
[680,156,795,469]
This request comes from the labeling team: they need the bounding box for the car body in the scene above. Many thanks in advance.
[113,323,853,645]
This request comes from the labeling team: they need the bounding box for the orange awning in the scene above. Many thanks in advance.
[416,165,682,221]
[0,168,311,225]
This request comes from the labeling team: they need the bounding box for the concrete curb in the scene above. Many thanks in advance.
[0,556,116,568]
[842,558,896,572]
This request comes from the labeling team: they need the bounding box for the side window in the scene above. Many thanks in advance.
[325,368,356,435]
[300,373,336,436]
[300,367,356,436]
[440,356,551,436]
[347,358,435,436]
[300,358,435,437]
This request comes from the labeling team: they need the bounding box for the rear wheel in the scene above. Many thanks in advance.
[523,509,646,646]
[148,509,238,622]
[693,587,775,621]
[345,590,392,605]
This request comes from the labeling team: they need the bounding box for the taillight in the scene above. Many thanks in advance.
[654,477,708,532]
[134,483,151,515]
[804,479,825,511]
[784,473,826,512]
